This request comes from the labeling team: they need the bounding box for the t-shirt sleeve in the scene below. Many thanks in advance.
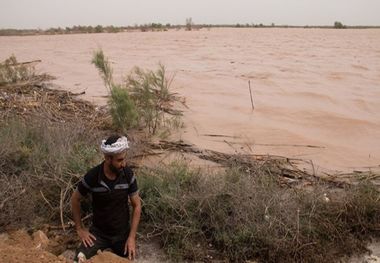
[127,168,139,196]
[77,173,92,196]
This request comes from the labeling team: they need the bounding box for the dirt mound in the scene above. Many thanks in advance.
[0,230,134,263]
[0,230,66,263]
[0,245,63,263]
[91,251,131,263]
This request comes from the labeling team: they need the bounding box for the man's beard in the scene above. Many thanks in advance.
[109,163,122,175]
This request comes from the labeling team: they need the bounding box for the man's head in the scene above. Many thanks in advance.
[101,135,130,175]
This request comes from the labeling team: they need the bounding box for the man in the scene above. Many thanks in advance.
[71,135,141,262]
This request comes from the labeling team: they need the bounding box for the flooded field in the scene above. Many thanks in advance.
[1,28,379,171]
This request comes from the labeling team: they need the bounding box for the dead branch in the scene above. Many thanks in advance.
[60,189,65,231]
[248,80,254,111]
[201,133,238,138]
[40,190,54,210]
[148,140,371,188]
[8,59,42,66]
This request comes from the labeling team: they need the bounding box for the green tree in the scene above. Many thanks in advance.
[334,21,345,29]
[185,17,193,31]
[94,25,103,33]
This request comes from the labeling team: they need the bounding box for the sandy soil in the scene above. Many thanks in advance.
[0,230,169,263]
[0,230,66,263]
[1,28,379,172]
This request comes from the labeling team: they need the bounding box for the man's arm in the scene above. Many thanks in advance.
[125,193,142,260]
[71,190,96,247]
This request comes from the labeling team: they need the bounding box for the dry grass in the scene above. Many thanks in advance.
[138,162,380,263]
[0,115,100,231]
[0,55,106,230]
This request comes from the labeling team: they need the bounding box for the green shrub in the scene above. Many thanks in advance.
[109,84,138,131]
[126,64,182,134]
[92,50,138,131]
[91,49,113,89]
[0,55,34,85]
[92,49,183,135]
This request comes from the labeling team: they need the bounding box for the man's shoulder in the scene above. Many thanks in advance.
[83,163,103,185]
[122,166,134,181]
[123,166,133,175]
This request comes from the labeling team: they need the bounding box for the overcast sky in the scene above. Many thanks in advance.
[1,0,380,29]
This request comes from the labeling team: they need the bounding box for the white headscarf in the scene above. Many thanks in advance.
[100,136,129,155]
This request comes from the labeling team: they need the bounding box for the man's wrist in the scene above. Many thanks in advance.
[128,233,136,240]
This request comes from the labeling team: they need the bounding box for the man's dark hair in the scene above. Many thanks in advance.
[105,134,121,145]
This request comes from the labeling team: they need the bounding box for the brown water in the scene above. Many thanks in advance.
[1,28,379,171]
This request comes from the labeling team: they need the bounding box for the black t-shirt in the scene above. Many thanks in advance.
[77,162,138,237]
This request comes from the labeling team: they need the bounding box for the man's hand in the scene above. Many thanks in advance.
[124,237,136,260]
[77,228,96,248]
[124,193,141,260]
[71,190,96,248]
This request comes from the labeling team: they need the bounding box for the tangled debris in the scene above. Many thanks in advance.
[1,82,109,127]
[0,57,109,128]
[148,140,380,188]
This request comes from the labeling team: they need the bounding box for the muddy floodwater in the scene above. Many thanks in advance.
[1,28,379,171]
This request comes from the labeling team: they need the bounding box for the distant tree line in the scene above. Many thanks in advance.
[0,20,376,36]
[0,23,177,36]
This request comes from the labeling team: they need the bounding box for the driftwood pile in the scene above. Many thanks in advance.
[0,57,109,127]
[148,140,380,188]
[0,77,109,128]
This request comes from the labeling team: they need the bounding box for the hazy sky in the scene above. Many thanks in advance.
[1,0,380,29]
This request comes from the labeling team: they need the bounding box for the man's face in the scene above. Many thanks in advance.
[106,151,127,174]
